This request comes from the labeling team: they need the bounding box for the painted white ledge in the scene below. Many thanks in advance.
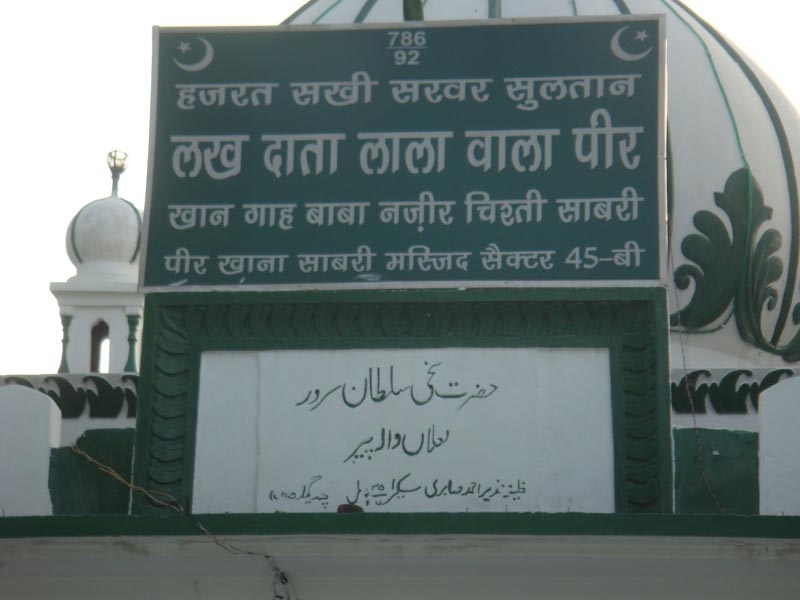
[1,535,799,599]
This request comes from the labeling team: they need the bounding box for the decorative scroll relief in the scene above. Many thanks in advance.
[193,347,614,514]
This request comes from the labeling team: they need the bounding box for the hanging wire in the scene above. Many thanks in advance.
[654,0,741,512]
[313,0,346,23]
[70,444,300,600]
[668,264,726,514]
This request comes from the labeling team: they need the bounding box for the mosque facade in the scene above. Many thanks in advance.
[1,1,800,598]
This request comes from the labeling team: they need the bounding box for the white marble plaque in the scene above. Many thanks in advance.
[194,347,614,514]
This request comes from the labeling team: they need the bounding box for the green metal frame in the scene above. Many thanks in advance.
[132,287,672,523]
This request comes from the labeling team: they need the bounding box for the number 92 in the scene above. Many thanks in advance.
[394,49,420,66]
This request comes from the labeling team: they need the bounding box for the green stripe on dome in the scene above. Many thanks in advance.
[69,207,86,264]
[403,0,423,20]
[668,0,800,350]
[313,0,346,23]
[660,0,752,335]
[121,198,143,264]
[283,0,318,24]
[355,0,380,22]
[488,0,501,19]
[612,0,631,15]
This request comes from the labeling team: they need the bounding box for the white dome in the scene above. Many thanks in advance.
[66,193,142,283]
[286,0,800,368]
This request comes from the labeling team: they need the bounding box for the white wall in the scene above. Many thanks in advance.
[0,386,60,516]
[759,376,800,515]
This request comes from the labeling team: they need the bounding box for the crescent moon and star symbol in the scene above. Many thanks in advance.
[610,26,653,62]
[174,37,214,72]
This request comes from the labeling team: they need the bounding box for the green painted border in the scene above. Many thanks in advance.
[3,512,800,539]
[132,288,672,521]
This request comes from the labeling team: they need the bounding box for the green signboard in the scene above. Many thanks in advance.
[142,17,665,290]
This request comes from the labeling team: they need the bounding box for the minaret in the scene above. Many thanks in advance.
[50,151,144,373]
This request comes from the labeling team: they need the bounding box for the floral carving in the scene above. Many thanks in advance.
[672,169,796,357]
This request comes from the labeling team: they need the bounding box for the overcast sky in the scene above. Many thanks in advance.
[0,0,797,374]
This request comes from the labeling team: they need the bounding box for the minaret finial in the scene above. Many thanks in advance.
[107,150,128,196]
